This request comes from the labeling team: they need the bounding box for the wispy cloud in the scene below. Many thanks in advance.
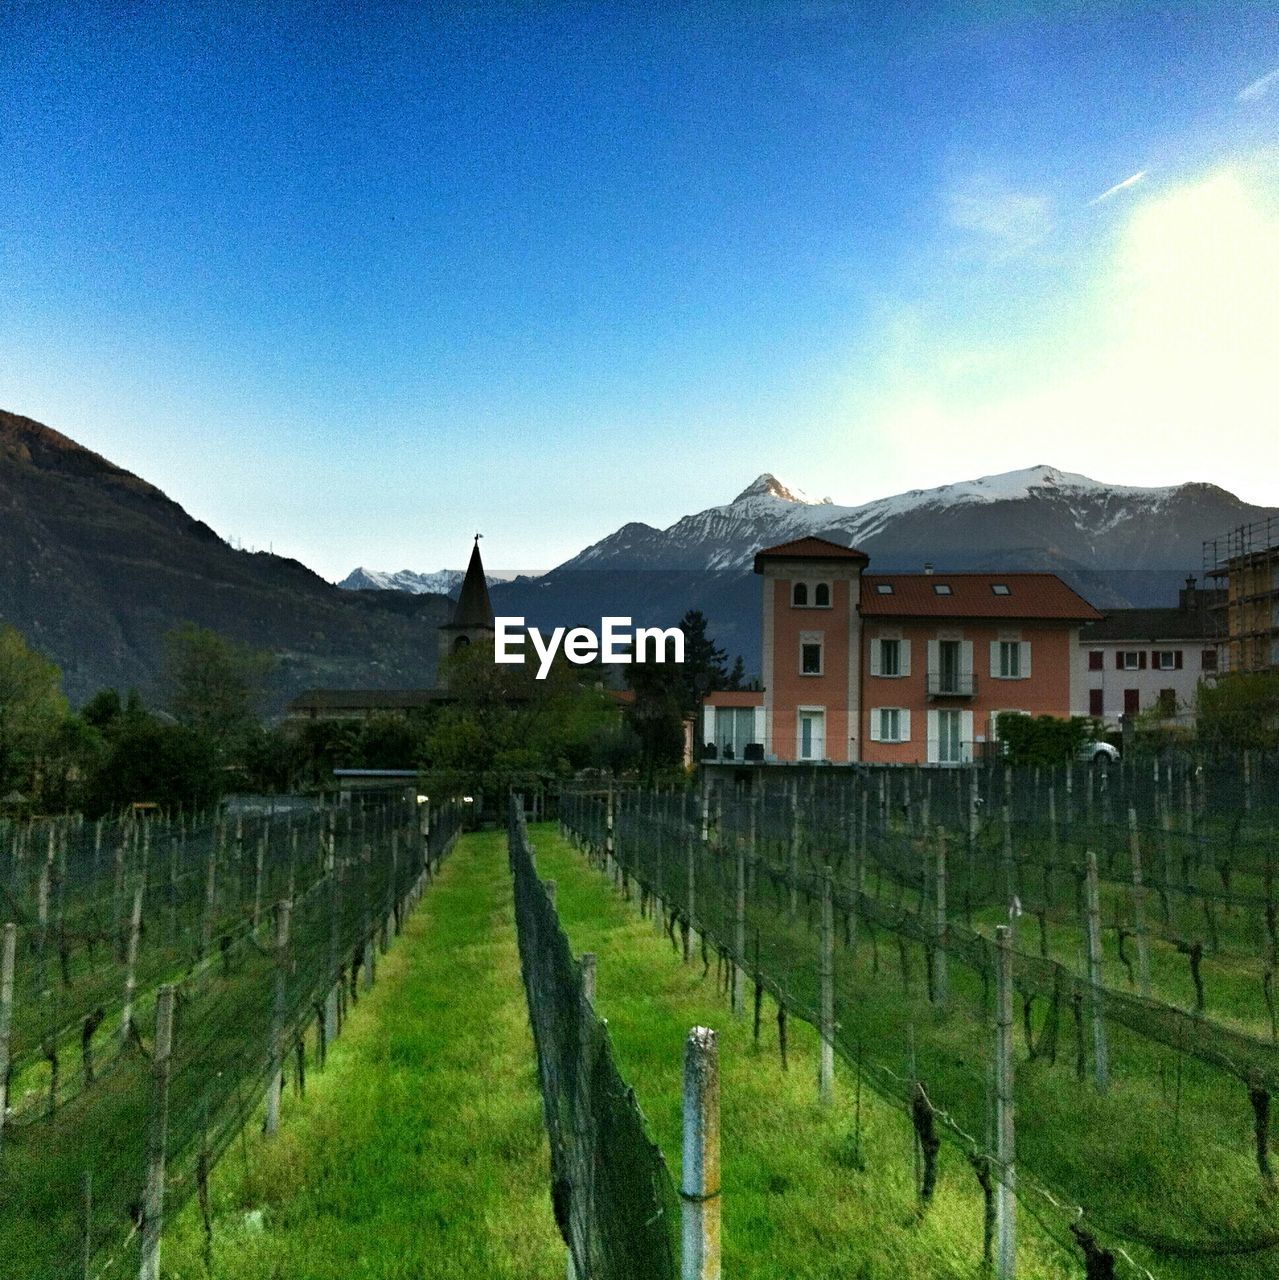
[1238,68,1279,102]
[946,178,1053,255]
[1089,170,1148,206]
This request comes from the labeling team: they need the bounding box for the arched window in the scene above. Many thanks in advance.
[453,634,471,653]
[814,583,830,608]
[792,582,808,607]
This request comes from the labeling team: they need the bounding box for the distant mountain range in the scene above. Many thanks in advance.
[339,566,543,596]
[4,405,1275,704]
[0,410,450,706]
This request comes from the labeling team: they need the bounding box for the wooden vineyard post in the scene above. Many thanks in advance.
[120,884,145,1047]
[265,899,292,1137]
[994,925,1016,1280]
[1084,851,1110,1093]
[933,830,948,1009]
[685,829,696,964]
[362,846,376,992]
[605,783,615,881]
[139,984,175,1280]
[199,837,217,961]
[1002,766,1016,912]
[732,837,746,1017]
[788,784,800,919]
[819,865,835,1103]
[681,1027,721,1280]
[0,922,14,1158]
[325,840,341,1051]
[1127,806,1151,997]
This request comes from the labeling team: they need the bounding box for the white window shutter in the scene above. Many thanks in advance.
[961,640,973,676]
[924,709,936,761]
[989,640,1000,677]
[703,705,716,743]
[1020,640,1032,679]
[927,639,940,676]
[869,709,882,742]
[870,639,881,676]
[900,708,911,742]
[900,638,911,677]
[961,710,974,762]
[753,705,766,747]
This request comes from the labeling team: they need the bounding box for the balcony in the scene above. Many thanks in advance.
[925,673,977,699]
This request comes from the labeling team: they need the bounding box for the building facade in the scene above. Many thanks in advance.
[703,536,1101,766]
[1071,578,1220,728]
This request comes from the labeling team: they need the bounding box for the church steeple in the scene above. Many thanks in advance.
[437,536,496,678]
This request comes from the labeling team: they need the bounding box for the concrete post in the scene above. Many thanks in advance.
[265,899,292,1137]
[0,922,14,1158]
[732,838,746,1017]
[139,984,175,1280]
[1084,851,1110,1093]
[120,884,145,1048]
[819,866,835,1103]
[1127,806,1151,997]
[681,1027,720,1280]
[933,830,948,1008]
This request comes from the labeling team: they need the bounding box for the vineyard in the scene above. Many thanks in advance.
[560,753,1279,1279]
[0,793,462,1279]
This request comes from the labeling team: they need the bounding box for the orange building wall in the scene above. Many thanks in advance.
[768,576,855,762]
[860,621,1075,764]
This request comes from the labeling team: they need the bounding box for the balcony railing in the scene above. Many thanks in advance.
[925,673,977,698]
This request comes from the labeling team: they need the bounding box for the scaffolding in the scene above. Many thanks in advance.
[1203,516,1279,674]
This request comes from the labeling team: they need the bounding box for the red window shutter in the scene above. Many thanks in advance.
[1088,650,1103,671]
[1175,650,1183,669]
[1115,652,1124,670]
[1138,651,1147,670]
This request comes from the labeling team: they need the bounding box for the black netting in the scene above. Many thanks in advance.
[561,759,1279,1276]
[508,796,679,1280]
[0,793,463,1279]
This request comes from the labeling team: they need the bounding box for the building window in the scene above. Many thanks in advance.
[1124,688,1140,716]
[1154,650,1182,670]
[879,708,902,742]
[798,708,825,760]
[933,583,952,595]
[1088,650,1103,671]
[935,708,963,764]
[792,582,808,607]
[879,638,901,676]
[1202,648,1218,672]
[876,583,893,594]
[991,583,1010,595]
[1089,688,1104,717]
[1119,651,1143,671]
[814,582,830,608]
[801,641,823,675]
[998,641,1021,679]
[714,706,758,760]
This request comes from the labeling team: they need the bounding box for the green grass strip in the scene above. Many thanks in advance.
[161,829,563,1280]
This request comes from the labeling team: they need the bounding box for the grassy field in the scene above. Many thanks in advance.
[161,828,564,1280]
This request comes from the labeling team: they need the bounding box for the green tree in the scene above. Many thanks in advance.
[0,624,68,802]
[164,623,273,747]
[677,609,728,706]
[1196,673,1279,752]
[995,712,1099,767]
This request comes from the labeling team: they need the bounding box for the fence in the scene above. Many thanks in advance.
[561,759,1279,1279]
[0,792,462,1279]
[508,796,719,1280]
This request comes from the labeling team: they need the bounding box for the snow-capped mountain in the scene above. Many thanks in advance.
[555,465,1273,574]
[338,566,544,596]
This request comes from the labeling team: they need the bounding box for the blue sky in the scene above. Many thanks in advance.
[3,2,1278,578]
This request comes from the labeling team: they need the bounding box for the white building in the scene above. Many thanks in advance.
[1072,578,1220,728]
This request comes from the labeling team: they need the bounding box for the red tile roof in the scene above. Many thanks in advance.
[859,573,1102,620]
[754,536,869,572]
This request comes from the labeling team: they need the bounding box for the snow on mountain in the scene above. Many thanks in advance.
[555,465,1262,574]
[338,566,546,596]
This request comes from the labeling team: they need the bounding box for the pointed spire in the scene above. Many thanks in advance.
[450,535,494,628]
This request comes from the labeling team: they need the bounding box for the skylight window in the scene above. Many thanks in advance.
[991,583,1011,596]
[932,583,952,595]
[876,583,894,594]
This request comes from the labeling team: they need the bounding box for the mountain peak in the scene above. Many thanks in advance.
[733,474,826,505]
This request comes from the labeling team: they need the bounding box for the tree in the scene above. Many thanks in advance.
[995,712,1098,767]
[0,624,68,800]
[677,610,728,707]
[1196,673,1279,752]
[164,624,273,748]
[725,655,746,691]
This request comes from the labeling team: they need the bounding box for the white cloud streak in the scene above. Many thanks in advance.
[1238,68,1279,102]
[1089,170,1148,205]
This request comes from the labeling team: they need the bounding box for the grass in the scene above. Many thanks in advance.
[530,823,1079,1280]
[160,828,563,1280]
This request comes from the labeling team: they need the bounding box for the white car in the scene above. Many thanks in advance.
[1079,740,1120,764]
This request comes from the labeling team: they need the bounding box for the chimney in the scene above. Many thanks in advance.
[1180,575,1198,611]
[923,562,934,576]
